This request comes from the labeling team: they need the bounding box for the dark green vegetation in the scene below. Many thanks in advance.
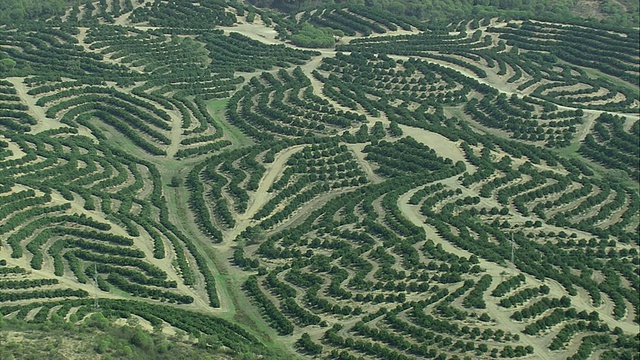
[0,0,638,359]
[0,310,258,360]
[0,0,69,23]
[248,0,639,28]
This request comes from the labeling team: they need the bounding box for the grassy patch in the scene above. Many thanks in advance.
[162,181,284,346]
[554,144,638,188]
[216,272,279,343]
[553,141,581,158]
[207,99,253,149]
[581,67,639,95]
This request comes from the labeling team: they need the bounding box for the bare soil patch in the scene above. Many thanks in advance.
[398,124,475,173]
[346,143,383,183]
[5,77,64,134]
[573,0,606,20]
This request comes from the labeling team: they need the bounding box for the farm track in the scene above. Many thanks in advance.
[5,77,62,134]
[224,145,304,245]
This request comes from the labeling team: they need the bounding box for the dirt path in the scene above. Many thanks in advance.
[570,107,627,144]
[217,23,281,45]
[162,173,236,315]
[623,116,637,131]
[296,51,370,120]
[0,256,127,302]
[399,182,639,335]
[298,54,333,102]
[346,143,383,183]
[244,146,303,220]
[397,187,557,358]
[0,135,27,160]
[110,0,152,26]
[5,77,63,134]
[46,188,213,313]
[165,108,183,158]
[5,14,637,351]
[219,21,639,147]
[223,145,304,245]
[387,53,640,119]
[75,27,91,54]
[398,187,488,261]
[398,124,476,174]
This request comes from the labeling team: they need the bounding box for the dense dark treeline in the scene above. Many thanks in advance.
[248,0,580,23]
[0,0,68,22]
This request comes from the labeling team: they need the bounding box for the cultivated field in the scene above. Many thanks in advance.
[0,1,638,359]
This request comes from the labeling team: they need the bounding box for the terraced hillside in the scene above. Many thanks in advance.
[0,1,638,359]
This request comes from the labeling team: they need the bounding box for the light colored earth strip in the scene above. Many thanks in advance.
[223,145,304,245]
[399,124,476,174]
[5,77,64,134]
